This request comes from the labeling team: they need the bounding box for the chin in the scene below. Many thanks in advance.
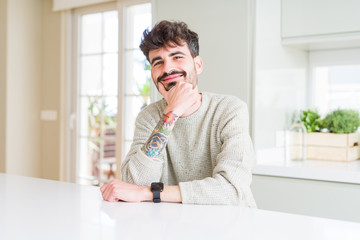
[165,81,177,91]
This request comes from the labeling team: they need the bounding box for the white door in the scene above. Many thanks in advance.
[72,2,151,186]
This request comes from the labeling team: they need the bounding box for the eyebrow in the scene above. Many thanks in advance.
[150,51,186,65]
[151,56,162,65]
[169,51,185,57]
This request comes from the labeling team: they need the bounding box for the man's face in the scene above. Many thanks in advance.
[148,42,203,92]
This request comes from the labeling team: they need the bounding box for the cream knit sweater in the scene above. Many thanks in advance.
[121,92,257,208]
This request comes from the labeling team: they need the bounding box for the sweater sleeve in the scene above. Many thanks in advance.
[179,99,257,207]
[120,107,164,186]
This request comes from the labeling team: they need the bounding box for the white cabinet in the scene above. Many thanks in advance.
[281,0,360,50]
[252,175,360,222]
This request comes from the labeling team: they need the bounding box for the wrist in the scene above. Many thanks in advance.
[163,106,181,117]
[141,186,153,202]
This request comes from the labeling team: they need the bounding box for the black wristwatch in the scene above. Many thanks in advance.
[150,182,164,203]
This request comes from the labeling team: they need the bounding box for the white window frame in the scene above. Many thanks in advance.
[60,0,152,183]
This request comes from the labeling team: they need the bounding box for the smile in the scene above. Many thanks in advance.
[161,74,183,83]
[158,70,187,83]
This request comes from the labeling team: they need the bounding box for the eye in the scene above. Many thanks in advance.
[174,56,183,60]
[153,61,163,67]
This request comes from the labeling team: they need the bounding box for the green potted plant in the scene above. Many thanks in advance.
[298,109,360,161]
[299,109,322,133]
[321,109,360,134]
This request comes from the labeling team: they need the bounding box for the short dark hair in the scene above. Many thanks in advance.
[139,20,199,62]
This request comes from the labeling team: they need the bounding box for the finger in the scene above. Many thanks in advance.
[103,183,115,201]
[180,82,194,93]
[176,81,186,88]
[100,183,108,193]
[107,189,121,202]
[100,180,114,193]
[190,98,200,108]
[108,195,117,202]
[101,189,108,201]
[103,188,113,201]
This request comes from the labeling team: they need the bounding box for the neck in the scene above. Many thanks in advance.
[181,93,202,118]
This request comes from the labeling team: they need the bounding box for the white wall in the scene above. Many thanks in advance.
[5,0,42,177]
[152,0,254,105]
[253,0,308,149]
[41,0,62,180]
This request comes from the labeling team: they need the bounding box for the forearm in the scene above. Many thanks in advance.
[121,108,179,185]
[100,179,182,203]
[121,149,163,185]
[141,111,178,160]
[179,173,251,205]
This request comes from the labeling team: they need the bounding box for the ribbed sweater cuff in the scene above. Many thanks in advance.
[133,150,164,170]
[179,181,194,204]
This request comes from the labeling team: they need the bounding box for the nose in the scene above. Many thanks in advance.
[163,59,176,73]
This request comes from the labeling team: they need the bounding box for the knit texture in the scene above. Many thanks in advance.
[121,92,257,207]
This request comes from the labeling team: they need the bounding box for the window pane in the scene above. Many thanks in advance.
[100,140,116,182]
[81,13,102,54]
[314,65,360,114]
[125,3,152,49]
[124,50,151,95]
[78,137,101,183]
[103,11,118,53]
[103,53,118,96]
[104,96,118,136]
[124,96,145,141]
[81,55,102,95]
[329,65,360,84]
[103,140,116,158]
[79,97,89,137]
[80,97,103,138]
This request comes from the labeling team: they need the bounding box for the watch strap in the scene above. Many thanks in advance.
[151,182,163,203]
[153,190,161,203]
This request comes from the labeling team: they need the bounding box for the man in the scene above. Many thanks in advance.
[100,20,257,207]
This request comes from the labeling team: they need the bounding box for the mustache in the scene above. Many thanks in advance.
[157,71,187,83]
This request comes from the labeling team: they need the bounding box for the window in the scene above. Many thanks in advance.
[123,4,152,159]
[252,0,360,186]
[73,2,151,186]
[310,49,360,117]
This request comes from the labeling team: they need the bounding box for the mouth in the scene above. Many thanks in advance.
[161,74,183,83]
[158,71,186,84]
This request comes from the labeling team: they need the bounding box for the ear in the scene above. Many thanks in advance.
[194,56,203,75]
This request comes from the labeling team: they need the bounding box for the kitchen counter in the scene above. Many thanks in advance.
[253,148,360,184]
[1,173,360,240]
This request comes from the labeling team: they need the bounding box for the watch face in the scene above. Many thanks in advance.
[151,182,164,192]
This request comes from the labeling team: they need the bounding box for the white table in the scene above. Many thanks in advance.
[1,173,360,240]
